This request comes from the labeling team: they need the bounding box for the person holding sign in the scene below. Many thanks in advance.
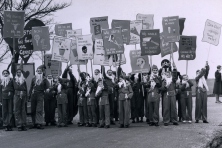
[160,71,179,126]
[62,65,78,124]
[147,65,161,126]
[12,68,28,131]
[29,65,49,130]
[0,70,14,131]
[118,76,133,128]
[195,68,209,123]
[213,65,222,103]
[179,75,193,123]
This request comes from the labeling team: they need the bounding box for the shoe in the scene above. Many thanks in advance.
[93,123,97,127]
[219,100,222,103]
[203,120,209,123]
[132,119,135,123]
[149,123,155,126]
[8,127,13,131]
[68,121,73,125]
[57,125,62,128]
[119,124,124,128]
[85,123,92,127]
[105,125,110,128]
[98,125,104,128]
[37,124,44,129]
[182,120,187,123]
[111,121,116,125]
[22,126,27,131]
[216,101,219,103]
[125,125,129,128]
[18,127,22,131]
[164,123,169,126]
[78,123,85,127]
[63,124,68,127]
[139,118,143,123]
[178,118,182,122]
[173,122,179,126]
[45,123,49,126]
[188,121,192,124]
[51,122,56,126]
[155,123,159,127]
[146,119,150,124]
[195,120,199,123]
[29,124,37,129]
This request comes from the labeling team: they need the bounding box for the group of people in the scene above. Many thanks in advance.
[0,58,219,131]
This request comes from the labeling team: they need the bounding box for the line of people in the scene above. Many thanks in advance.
[0,59,210,131]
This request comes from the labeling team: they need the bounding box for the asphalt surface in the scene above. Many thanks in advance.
[0,97,222,148]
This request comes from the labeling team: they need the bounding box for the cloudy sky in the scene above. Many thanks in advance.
[2,0,222,79]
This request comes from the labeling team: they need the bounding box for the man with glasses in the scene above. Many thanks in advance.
[0,69,14,131]
[13,68,28,131]
[29,65,48,129]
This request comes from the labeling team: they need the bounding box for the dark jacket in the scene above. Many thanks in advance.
[213,70,222,94]
[179,80,193,98]
[29,76,48,96]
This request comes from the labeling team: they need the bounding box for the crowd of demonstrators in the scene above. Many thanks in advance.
[0,59,218,132]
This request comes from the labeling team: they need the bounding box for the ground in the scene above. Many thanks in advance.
[0,97,222,148]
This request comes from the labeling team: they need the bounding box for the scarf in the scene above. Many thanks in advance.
[198,76,209,91]
[15,74,25,85]
[57,83,62,93]
[2,76,10,87]
[35,74,43,85]
[118,80,126,88]
[94,74,101,83]
[106,74,115,83]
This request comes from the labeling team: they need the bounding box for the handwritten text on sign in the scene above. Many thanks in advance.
[202,19,222,46]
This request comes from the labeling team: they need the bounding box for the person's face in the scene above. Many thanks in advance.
[107,71,112,76]
[16,70,22,77]
[94,70,99,76]
[196,71,200,76]
[166,72,171,78]
[218,67,222,72]
[37,69,42,75]
[3,71,9,77]
[152,68,158,74]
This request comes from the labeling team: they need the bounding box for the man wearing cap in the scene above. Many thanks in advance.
[0,70,14,131]
[44,74,57,126]
[147,65,161,126]
[13,68,28,131]
[101,66,116,125]
[213,65,222,103]
[29,65,49,129]
[62,65,78,124]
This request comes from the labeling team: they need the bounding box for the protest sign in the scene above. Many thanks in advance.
[130,50,150,74]
[90,16,109,40]
[140,29,160,56]
[162,16,180,42]
[15,63,35,95]
[66,29,82,39]
[202,19,222,46]
[129,20,143,44]
[3,11,25,38]
[179,18,186,35]
[111,20,130,44]
[102,28,124,55]
[160,33,178,57]
[51,36,71,63]
[76,34,93,60]
[179,36,196,60]
[55,23,72,37]
[44,54,62,78]
[112,54,126,67]
[32,26,50,51]
[136,14,154,29]
[18,19,45,63]
[93,39,112,66]
[70,49,88,65]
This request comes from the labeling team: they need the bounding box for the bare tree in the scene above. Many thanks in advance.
[0,0,72,67]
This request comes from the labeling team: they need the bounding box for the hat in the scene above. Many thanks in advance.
[152,65,158,70]
[37,65,46,71]
[2,70,10,75]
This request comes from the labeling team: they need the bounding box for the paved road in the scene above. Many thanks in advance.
[0,97,222,148]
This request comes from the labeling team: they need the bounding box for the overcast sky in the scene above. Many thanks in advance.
[2,0,222,79]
